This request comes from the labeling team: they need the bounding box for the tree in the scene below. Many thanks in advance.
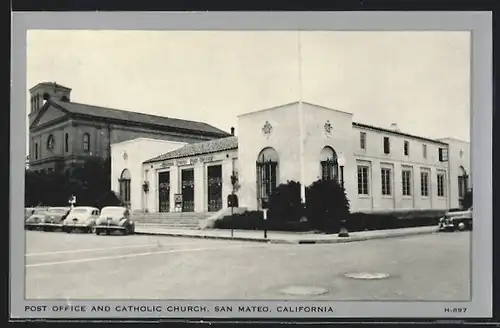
[305,179,350,232]
[268,180,304,222]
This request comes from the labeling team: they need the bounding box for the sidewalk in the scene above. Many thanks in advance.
[134,225,439,244]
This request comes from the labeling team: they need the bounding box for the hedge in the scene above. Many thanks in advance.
[213,209,446,233]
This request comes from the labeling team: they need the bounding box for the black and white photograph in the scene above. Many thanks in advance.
[11,12,492,319]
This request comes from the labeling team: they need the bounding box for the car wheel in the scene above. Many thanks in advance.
[95,228,101,235]
[457,222,466,231]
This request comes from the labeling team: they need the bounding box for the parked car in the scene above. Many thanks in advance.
[95,206,135,235]
[25,207,36,221]
[62,206,100,233]
[25,207,49,230]
[40,207,71,231]
[438,207,472,231]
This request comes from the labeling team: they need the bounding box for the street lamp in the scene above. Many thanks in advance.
[336,154,349,238]
[337,153,345,190]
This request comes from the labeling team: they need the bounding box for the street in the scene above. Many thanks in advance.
[25,230,470,301]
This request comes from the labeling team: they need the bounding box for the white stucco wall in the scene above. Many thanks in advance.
[144,150,238,213]
[111,138,187,210]
[237,102,301,210]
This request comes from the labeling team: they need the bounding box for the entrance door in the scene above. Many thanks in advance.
[207,165,223,212]
[181,169,195,212]
[158,171,170,212]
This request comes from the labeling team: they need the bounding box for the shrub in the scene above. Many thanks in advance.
[268,180,304,222]
[305,179,350,232]
[213,210,313,232]
[348,209,446,232]
[213,211,264,230]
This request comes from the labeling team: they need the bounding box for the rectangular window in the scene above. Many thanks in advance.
[437,171,446,197]
[438,147,448,162]
[420,171,429,197]
[381,168,392,196]
[402,169,412,196]
[422,144,427,159]
[404,140,410,156]
[35,143,38,160]
[360,132,366,150]
[357,165,369,195]
[383,137,390,154]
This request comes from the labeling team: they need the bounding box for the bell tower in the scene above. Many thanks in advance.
[29,82,72,115]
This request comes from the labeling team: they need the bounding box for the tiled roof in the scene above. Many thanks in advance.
[30,82,72,91]
[50,99,230,137]
[352,122,448,145]
[144,136,238,163]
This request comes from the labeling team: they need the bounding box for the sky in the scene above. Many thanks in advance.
[26,30,471,154]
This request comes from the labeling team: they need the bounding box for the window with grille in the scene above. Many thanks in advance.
[404,140,410,156]
[402,169,412,196]
[437,172,446,197]
[83,133,90,153]
[438,147,448,162]
[383,137,390,154]
[321,159,337,180]
[420,171,429,197]
[381,168,391,196]
[357,165,369,195]
[360,132,366,150]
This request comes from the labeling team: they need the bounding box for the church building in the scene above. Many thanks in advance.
[27,82,231,173]
[111,101,471,214]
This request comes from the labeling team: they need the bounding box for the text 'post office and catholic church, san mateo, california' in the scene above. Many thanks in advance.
[28,82,471,215]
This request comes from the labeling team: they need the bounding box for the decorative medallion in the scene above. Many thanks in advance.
[123,151,128,160]
[324,120,333,134]
[459,149,464,158]
[262,121,273,138]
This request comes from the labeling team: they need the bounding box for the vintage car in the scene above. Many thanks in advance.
[94,206,135,235]
[438,207,473,232]
[25,207,49,230]
[62,206,100,233]
[40,207,72,231]
[25,207,36,221]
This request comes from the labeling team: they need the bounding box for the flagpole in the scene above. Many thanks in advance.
[298,30,306,204]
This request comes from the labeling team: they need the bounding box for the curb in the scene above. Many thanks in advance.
[134,227,438,244]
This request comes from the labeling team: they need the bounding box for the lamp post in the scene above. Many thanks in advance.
[337,153,345,190]
[337,154,349,237]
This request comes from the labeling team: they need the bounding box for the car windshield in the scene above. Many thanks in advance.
[71,208,89,214]
[34,209,46,214]
[101,208,125,216]
[47,208,68,214]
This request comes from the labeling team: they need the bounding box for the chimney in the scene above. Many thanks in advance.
[230,127,235,136]
[390,123,400,132]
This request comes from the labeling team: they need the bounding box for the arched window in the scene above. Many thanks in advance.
[65,133,69,152]
[256,147,279,208]
[83,133,90,152]
[47,134,55,151]
[458,166,469,199]
[119,169,132,206]
[320,146,338,181]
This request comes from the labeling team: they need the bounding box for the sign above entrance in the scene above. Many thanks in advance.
[160,155,215,168]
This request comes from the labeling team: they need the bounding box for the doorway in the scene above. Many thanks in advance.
[207,165,223,212]
[181,169,195,212]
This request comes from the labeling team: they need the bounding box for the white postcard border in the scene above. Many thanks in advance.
[10,11,492,319]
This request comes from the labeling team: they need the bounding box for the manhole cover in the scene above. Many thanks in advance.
[344,272,390,280]
[280,286,328,296]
